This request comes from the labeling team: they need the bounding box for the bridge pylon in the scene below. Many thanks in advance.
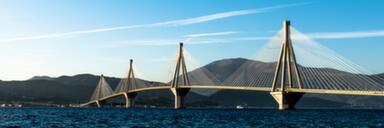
[170,42,190,109]
[88,74,114,107]
[270,20,304,110]
[124,59,138,108]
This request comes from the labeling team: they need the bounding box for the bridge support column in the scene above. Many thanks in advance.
[124,93,137,108]
[171,88,190,109]
[270,92,304,110]
[95,100,101,108]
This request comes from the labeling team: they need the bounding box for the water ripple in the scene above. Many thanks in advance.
[0,108,383,127]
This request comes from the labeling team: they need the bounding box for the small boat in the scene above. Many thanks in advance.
[236,105,244,109]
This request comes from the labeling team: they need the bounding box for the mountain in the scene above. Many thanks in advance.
[373,73,384,81]
[0,74,113,104]
[187,58,273,95]
[0,74,207,107]
[0,58,383,108]
[186,58,384,108]
[29,76,54,81]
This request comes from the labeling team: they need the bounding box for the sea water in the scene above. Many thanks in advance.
[0,108,383,127]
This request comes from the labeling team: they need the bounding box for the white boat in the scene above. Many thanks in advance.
[236,105,244,109]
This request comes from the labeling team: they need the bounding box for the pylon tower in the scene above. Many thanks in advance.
[124,59,138,108]
[171,42,190,109]
[270,20,304,110]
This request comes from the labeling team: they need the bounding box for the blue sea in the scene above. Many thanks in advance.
[0,108,383,127]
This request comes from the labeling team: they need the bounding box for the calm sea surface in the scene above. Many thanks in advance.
[0,108,383,127]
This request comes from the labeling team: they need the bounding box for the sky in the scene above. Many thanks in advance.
[0,0,383,81]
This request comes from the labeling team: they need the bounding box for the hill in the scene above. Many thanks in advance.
[0,58,384,108]
[187,58,384,108]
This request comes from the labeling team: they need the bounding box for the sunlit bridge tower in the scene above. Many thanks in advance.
[170,42,191,109]
[90,74,114,108]
[124,59,138,108]
[114,59,138,108]
[270,20,304,110]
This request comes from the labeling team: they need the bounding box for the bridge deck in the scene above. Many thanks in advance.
[81,85,384,107]
[289,88,384,96]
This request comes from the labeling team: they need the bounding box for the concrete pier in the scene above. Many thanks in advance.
[171,88,190,109]
[270,92,304,110]
[124,92,137,108]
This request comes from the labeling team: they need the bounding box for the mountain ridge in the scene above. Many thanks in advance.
[0,58,383,108]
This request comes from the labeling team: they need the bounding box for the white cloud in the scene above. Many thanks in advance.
[87,29,384,48]
[233,30,384,41]
[0,2,308,43]
[184,31,238,38]
[151,2,309,26]
[124,39,182,46]
[307,30,384,39]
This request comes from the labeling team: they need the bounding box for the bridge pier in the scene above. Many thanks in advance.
[270,92,304,110]
[171,88,190,109]
[123,92,137,108]
[95,100,101,108]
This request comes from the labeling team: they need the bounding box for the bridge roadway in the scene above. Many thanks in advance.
[80,85,384,107]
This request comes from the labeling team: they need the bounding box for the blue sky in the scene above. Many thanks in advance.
[0,0,383,81]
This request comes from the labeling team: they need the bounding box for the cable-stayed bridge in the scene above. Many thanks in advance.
[81,20,384,110]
